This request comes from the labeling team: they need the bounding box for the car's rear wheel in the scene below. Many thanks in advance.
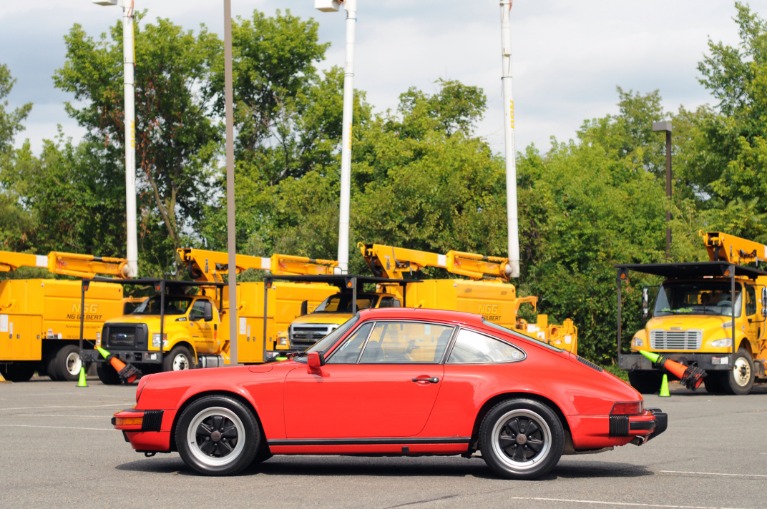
[479,398,564,480]
[723,348,754,395]
[175,395,260,476]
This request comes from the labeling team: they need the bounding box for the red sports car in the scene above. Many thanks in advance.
[113,308,667,479]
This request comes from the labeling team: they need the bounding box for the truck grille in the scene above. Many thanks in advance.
[103,324,148,350]
[650,329,702,350]
[290,324,336,349]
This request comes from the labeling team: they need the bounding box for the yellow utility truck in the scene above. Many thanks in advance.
[178,248,338,362]
[0,251,130,381]
[286,243,578,353]
[618,231,767,395]
[87,250,339,383]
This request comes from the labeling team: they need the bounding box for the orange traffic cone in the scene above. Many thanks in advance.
[97,347,141,384]
[640,350,705,390]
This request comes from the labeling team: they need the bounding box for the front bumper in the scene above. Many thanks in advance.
[620,352,732,371]
[113,409,170,452]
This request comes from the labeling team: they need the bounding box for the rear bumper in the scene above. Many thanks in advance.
[609,407,667,444]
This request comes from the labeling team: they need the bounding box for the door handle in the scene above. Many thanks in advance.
[411,376,439,384]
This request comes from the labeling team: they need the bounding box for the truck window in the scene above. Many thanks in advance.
[746,285,756,316]
[315,294,377,313]
[654,282,741,318]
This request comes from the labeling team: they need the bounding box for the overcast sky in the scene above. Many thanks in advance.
[2,0,765,155]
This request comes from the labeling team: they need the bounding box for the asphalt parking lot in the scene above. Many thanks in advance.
[2,377,766,509]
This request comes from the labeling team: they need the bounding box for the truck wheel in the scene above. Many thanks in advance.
[724,348,754,395]
[2,362,36,382]
[479,398,564,479]
[627,370,663,394]
[97,362,121,385]
[47,345,82,382]
[703,371,725,394]
[163,345,194,372]
[175,395,261,476]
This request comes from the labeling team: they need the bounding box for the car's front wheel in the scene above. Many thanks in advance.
[479,398,564,480]
[175,395,261,476]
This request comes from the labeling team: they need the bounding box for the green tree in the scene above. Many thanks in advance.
[692,1,767,241]
[0,64,33,250]
[53,16,221,271]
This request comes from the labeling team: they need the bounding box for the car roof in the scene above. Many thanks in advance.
[356,307,486,326]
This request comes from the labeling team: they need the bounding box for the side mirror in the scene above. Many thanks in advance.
[307,351,325,371]
[300,300,308,316]
[642,287,649,320]
[762,287,767,317]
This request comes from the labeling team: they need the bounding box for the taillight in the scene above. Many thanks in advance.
[611,401,643,416]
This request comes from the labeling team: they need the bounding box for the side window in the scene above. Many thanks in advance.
[191,301,211,321]
[447,329,525,364]
[359,321,454,364]
[327,323,372,364]
[746,286,757,316]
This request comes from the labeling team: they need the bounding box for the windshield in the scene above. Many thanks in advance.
[654,281,741,318]
[314,293,377,313]
[131,295,192,316]
[296,315,362,361]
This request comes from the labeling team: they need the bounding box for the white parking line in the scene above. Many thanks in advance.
[508,497,748,509]
[0,424,113,431]
[2,403,130,411]
[661,470,767,479]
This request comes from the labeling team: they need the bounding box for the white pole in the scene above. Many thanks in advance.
[336,0,356,274]
[224,0,238,365]
[123,0,138,277]
[500,0,520,278]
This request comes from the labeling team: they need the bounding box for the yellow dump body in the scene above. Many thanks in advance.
[0,279,124,361]
[233,281,337,363]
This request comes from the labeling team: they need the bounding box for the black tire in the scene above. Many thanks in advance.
[163,345,194,372]
[723,348,754,395]
[703,371,725,394]
[479,398,564,480]
[96,362,121,385]
[627,370,663,394]
[2,362,36,382]
[47,345,82,382]
[175,395,261,476]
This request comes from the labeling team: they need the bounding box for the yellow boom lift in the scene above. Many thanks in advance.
[0,250,130,381]
[285,243,577,353]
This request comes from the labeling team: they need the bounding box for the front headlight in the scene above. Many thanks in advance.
[632,337,644,348]
[711,338,732,348]
[152,333,167,348]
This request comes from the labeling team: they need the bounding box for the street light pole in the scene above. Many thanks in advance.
[93,0,138,277]
[652,120,673,260]
[500,0,520,278]
[316,0,356,274]
[224,0,238,365]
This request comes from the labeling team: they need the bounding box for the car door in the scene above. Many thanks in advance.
[283,320,453,439]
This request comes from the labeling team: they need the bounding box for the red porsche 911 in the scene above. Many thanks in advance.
[112,308,667,479]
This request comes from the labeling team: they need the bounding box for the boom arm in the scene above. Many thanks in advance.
[358,243,511,282]
[178,248,338,282]
[0,250,130,279]
[701,231,767,266]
